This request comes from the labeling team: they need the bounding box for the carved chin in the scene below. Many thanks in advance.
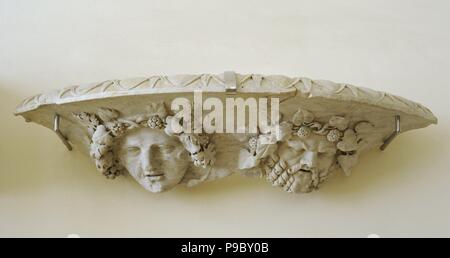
[142,179,175,193]
[290,168,332,193]
[144,183,166,193]
[291,172,314,193]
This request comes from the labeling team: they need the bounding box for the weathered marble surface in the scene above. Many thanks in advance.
[15,72,437,193]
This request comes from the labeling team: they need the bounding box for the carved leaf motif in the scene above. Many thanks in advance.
[354,121,377,148]
[97,108,120,123]
[147,102,168,118]
[274,122,293,142]
[92,125,113,146]
[165,116,181,135]
[191,143,216,168]
[337,154,358,176]
[337,129,358,152]
[291,108,314,126]
[199,143,216,167]
[329,116,349,131]
[238,129,280,170]
[179,134,201,154]
[73,112,100,135]
[355,121,374,134]
[179,134,216,168]
[90,144,109,160]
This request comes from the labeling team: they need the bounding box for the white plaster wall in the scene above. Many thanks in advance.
[0,0,449,237]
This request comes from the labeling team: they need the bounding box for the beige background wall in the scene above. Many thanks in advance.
[1,0,449,237]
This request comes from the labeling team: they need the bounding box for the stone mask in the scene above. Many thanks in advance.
[118,128,190,193]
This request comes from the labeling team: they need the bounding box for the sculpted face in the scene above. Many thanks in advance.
[278,134,337,192]
[118,128,190,193]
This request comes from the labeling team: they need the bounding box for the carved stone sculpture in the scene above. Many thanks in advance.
[73,103,216,192]
[15,72,437,194]
[242,109,375,193]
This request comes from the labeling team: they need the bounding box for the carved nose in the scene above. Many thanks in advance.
[141,148,158,173]
[300,151,318,170]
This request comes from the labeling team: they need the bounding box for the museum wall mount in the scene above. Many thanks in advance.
[15,72,437,194]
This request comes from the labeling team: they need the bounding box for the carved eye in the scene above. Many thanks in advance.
[319,148,336,156]
[295,148,306,155]
[126,147,141,156]
[158,145,176,155]
[287,140,306,152]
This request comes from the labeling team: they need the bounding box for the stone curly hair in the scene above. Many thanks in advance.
[258,108,376,193]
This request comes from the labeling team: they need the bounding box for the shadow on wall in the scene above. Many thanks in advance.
[0,85,445,199]
[317,124,444,200]
[0,86,98,195]
[173,122,445,201]
[0,87,57,194]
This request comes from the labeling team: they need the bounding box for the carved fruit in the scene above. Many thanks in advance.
[248,136,259,151]
[327,129,342,142]
[296,126,311,138]
[148,115,164,129]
